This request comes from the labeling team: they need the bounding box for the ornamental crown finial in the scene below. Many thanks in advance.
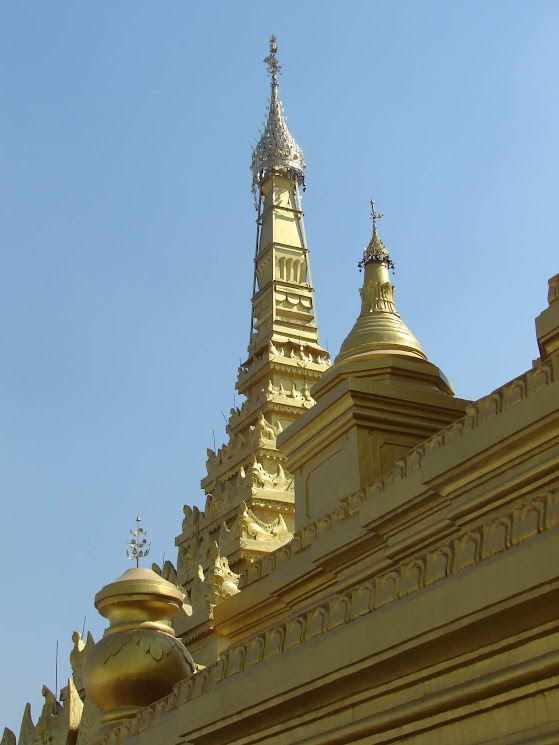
[251,36,305,202]
[370,199,384,231]
[358,199,394,272]
[126,515,151,568]
[263,35,281,84]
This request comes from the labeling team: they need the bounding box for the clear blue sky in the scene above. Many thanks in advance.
[0,1,557,733]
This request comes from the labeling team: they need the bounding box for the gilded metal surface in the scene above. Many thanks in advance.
[251,36,305,198]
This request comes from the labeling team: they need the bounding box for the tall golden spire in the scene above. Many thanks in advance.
[175,37,330,617]
[336,200,426,364]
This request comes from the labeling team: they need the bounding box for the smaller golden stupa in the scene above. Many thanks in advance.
[83,519,195,732]
[337,200,425,364]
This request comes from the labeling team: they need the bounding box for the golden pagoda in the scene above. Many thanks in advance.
[4,36,559,745]
[171,35,330,666]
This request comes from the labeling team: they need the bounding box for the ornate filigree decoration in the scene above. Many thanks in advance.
[251,35,306,200]
[126,515,151,567]
[250,413,283,445]
[358,199,395,272]
[99,629,191,666]
[359,280,397,314]
[190,542,240,613]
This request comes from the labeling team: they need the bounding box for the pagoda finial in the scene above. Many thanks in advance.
[370,199,384,232]
[251,36,305,202]
[264,35,281,85]
[359,199,394,272]
[126,515,151,568]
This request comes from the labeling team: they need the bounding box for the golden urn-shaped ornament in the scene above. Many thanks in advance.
[83,566,194,729]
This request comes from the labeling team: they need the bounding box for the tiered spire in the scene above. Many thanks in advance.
[336,200,425,363]
[174,38,329,637]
